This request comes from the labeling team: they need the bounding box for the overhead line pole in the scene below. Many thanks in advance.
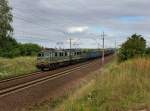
[115,39,117,56]
[69,38,72,63]
[102,32,105,65]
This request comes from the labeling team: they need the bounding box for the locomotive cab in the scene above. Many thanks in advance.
[36,51,50,70]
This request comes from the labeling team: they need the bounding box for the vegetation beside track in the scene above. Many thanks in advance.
[53,58,150,111]
[0,57,38,79]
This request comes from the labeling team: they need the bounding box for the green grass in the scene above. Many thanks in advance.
[56,58,150,111]
[25,59,116,111]
[0,57,38,79]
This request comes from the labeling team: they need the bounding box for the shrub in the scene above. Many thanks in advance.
[0,43,42,58]
[118,34,146,62]
[19,43,42,56]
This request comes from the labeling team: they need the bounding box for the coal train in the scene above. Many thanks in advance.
[36,49,114,71]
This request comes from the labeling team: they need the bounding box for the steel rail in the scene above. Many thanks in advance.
[0,59,98,83]
[0,60,97,98]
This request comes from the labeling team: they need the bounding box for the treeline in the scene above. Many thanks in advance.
[118,34,150,62]
[0,37,42,58]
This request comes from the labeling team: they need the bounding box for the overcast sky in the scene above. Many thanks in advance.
[10,0,150,48]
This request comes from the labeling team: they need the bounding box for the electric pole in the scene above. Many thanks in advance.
[69,38,72,63]
[101,32,105,65]
[115,39,117,56]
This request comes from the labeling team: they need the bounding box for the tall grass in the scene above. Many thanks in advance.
[56,58,150,111]
[0,57,38,79]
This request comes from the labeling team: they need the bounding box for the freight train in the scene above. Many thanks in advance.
[36,49,114,71]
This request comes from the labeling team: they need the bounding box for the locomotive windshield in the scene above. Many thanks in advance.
[38,53,44,57]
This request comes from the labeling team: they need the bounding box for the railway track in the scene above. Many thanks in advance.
[0,59,98,98]
[0,59,99,91]
[0,55,114,111]
[0,59,97,83]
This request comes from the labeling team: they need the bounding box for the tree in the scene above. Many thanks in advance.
[0,1,42,58]
[0,0,14,48]
[118,34,146,62]
[0,0,18,49]
[0,0,18,58]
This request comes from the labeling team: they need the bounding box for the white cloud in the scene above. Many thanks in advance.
[67,26,89,33]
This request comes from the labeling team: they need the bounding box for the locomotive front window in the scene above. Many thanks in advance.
[55,52,57,56]
[44,52,49,56]
[65,52,67,56]
[38,53,43,57]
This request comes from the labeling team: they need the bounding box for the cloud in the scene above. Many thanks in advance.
[10,0,150,48]
[67,26,89,33]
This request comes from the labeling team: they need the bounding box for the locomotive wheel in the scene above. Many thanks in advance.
[55,63,59,68]
[52,64,55,70]
[41,67,45,71]
[48,64,52,71]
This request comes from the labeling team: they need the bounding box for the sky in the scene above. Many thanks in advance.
[10,0,150,48]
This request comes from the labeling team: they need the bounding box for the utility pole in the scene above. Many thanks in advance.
[69,38,72,63]
[101,32,105,65]
[115,39,117,56]
[98,43,100,49]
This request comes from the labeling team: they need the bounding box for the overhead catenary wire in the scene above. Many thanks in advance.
[0,2,64,45]
[0,2,57,33]
[0,1,132,48]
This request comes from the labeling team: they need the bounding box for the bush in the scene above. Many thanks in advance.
[0,42,42,58]
[118,34,146,62]
[19,43,42,56]
[145,47,150,55]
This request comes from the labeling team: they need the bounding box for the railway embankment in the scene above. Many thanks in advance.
[0,56,113,111]
[54,58,150,111]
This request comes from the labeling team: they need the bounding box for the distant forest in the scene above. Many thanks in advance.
[0,0,42,58]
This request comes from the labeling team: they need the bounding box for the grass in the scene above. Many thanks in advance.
[55,58,150,111]
[25,59,116,111]
[0,56,38,79]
